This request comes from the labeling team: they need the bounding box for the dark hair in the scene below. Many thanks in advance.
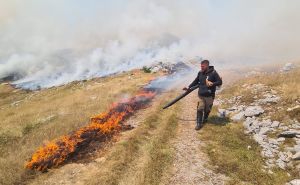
[201,60,209,65]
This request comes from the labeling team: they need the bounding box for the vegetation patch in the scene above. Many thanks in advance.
[142,66,152,73]
[199,112,290,184]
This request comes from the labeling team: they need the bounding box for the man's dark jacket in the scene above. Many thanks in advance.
[188,66,222,98]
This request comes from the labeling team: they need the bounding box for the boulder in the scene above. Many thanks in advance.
[259,127,271,135]
[279,151,292,163]
[287,105,300,112]
[231,111,245,122]
[292,152,300,160]
[260,119,273,127]
[268,138,279,145]
[278,130,300,138]
[271,121,280,128]
[286,179,300,185]
[276,158,286,169]
[277,137,285,142]
[151,66,160,73]
[253,134,265,144]
[262,148,275,158]
[257,94,280,104]
[244,106,264,117]
[281,63,295,72]
[217,109,227,118]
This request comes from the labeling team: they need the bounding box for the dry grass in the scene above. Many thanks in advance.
[0,70,157,185]
[85,92,180,185]
[220,67,300,121]
[242,68,300,105]
[200,108,291,185]
[200,67,300,184]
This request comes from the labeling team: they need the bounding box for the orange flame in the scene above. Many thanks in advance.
[25,89,156,171]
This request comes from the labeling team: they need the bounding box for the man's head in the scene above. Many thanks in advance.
[200,60,209,71]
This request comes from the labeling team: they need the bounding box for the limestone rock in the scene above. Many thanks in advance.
[281,63,295,72]
[292,152,300,160]
[231,111,245,122]
[244,106,264,117]
[278,130,300,138]
[286,179,300,185]
[217,109,227,118]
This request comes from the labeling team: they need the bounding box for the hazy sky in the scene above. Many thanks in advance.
[0,0,299,89]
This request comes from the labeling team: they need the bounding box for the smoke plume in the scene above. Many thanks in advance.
[0,0,299,89]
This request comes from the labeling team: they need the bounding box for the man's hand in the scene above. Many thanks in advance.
[206,79,213,87]
[183,87,188,91]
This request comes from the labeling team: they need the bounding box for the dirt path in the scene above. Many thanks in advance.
[167,91,227,185]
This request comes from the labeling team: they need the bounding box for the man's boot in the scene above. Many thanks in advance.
[195,109,204,130]
[203,111,210,123]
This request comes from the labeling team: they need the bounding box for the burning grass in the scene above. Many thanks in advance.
[25,89,156,171]
[0,71,157,185]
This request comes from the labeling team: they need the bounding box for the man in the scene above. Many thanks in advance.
[183,60,222,130]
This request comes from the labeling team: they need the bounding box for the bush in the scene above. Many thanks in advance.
[142,66,151,73]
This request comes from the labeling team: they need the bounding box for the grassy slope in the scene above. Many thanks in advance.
[200,67,300,185]
[86,93,180,185]
[0,70,157,185]
[28,90,180,185]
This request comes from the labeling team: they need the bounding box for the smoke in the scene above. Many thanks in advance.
[0,0,299,89]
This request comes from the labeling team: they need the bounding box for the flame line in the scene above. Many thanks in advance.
[25,89,156,171]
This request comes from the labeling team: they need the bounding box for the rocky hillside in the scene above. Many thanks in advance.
[1,62,299,185]
[213,64,299,184]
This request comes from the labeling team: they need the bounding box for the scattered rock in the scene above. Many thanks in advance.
[278,151,292,163]
[278,130,300,138]
[256,94,280,104]
[151,66,160,73]
[281,63,296,72]
[277,137,286,142]
[10,100,23,106]
[286,179,300,185]
[231,111,245,122]
[262,148,275,158]
[95,157,105,163]
[147,61,191,74]
[217,109,227,118]
[244,106,264,117]
[269,138,279,146]
[259,127,270,135]
[245,70,263,77]
[220,82,300,171]
[287,105,300,112]
[280,125,290,131]
[292,152,300,160]
[253,134,265,144]
[271,121,280,128]
[276,158,286,169]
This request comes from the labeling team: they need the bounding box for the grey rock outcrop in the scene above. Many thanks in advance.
[244,106,264,117]
[286,179,300,185]
[278,130,300,138]
[281,63,295,72]
[231,111,245,122]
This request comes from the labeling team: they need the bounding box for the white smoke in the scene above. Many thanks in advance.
[0,0,299,89]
